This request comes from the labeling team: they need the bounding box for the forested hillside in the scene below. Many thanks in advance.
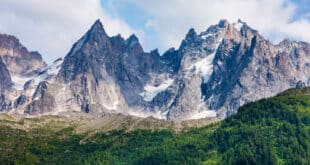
[1,87,310,164]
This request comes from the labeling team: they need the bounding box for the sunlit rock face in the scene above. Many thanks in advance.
[0,34,46,76]
[1,19,310,120]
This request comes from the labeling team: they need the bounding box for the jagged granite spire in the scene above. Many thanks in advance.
[58,19,112,82]
[185,28,197,41]
[125,34,144,54]
[86,19,108,40]
[126,34,139,47]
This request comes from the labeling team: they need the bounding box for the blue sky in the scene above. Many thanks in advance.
[290,0,310,20]
[100,0,310,52]
[1,0,310,63]
[100,0,159,51]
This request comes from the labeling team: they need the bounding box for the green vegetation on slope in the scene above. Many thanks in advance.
[0,87,310,164]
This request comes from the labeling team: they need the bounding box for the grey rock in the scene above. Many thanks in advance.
[0,34,46,76]
[2,19,310,121]
[0,94,12,111]
[14,94,27,107]
[26,81,55,115]
[0,57,12,92]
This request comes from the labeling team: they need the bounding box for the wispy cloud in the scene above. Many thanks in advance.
[126,0,310,51]
[1,0,310,62]
[0,0,135,63]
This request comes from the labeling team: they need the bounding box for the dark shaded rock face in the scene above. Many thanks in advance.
[0,34,46,76]
[0,94,12,111]
[59,20,111,82]
[26,81,55,115]
[1,19,310,120]
[0,57,12,92]
[14,94,27,107]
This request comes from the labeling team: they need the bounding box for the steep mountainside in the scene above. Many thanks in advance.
[0,34,54,112]
[0,19,310,120]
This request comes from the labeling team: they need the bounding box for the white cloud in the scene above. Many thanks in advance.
[1,0,310,62]
[129,0,310,50]
[0,0,135,63]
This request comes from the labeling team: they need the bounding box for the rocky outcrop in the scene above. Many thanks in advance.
[0,57,12,92]
[0,34,58,113]
[1,19,310,121]
[25,81,55,115]
[0,34,46,76]
[202,22,310,117]
[55,20,173,116]
[141,19,310,119]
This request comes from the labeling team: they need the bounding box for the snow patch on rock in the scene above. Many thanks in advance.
[189,110,217,119]
[192,52,216,82]
[127,109,169,119]
[33,58,63,84]
[11,75,33,90]
[11,58,62,94]
[140,78,174,102]
[187,37,223,83]
[200,33,213,39]
[103,101,119,110]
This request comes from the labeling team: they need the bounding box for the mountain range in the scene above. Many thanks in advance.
[0,19,310,121]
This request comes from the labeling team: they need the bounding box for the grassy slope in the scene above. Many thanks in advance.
[0,87,310,164]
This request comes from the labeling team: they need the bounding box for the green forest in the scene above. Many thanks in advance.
[0,87,310,165]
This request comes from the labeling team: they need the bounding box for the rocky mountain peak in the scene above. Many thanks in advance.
[125,34,144,53]
[234,19,246,29]
[238,22,258,37]
[111,34,125,42]
[277,38,300,48]
[81,19,110,49]
[0,34,20,48]
[126,34,139,46]
[185,28,197,41]
[0,33,46,77]
[218,19,230,28]
[1,19,310,121]
[89,19,106,35]
[58,20,114,82]
[0,34,44,60]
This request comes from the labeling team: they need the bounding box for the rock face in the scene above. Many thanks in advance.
[1,19,310,120]
[26,81,55,115]
[0,57,12,92]
[0,34,46,76]
[202,21,310,117]
[0,56,12,112]
[0,33,54,113]
[0,34,47,93]
[54,20,171,116]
